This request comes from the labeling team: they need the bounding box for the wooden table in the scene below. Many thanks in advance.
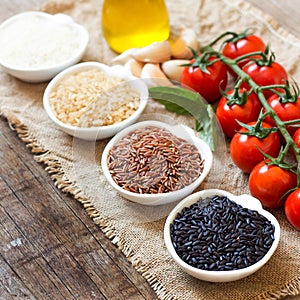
[0,1,299,299]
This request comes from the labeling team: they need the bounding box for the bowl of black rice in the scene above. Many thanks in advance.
[164,188,280,282]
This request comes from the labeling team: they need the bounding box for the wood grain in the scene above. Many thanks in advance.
[0,0,300,299]
[246,0,300,37]
[0,117,159,299]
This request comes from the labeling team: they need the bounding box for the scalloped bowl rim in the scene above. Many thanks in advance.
[43,62,149,140]
[101,120,213,205]
[164,188,281,282]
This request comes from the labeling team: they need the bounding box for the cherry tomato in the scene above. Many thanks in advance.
[230,121,281,173]
[222,34,266,76]
[249,160,297,208]
[216,89,262,138]
[264,94,300,136]
[242,61,288,99]
[181,57,228,104]
[291,128,300,158]
[293,128,300,148]
[285,189,300,230]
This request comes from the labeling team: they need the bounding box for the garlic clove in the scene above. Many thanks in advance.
[141,63,173,87]
[124,58,144,78]
[170,28,199,59]
[112,48,136,65]
[161,59,190,82]
[132,40,172,64]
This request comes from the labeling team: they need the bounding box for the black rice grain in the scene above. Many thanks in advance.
[170,195,275,271]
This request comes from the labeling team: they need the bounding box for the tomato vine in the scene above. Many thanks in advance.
[201,36,300,187]
[150,30,300,213]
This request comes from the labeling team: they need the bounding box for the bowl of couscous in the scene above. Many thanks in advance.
[43,62,148,140]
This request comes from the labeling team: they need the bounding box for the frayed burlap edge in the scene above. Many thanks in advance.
[2,1,300,293]
[1,0,299,298]
[0,0,299,298]
[3,112,300,300]
[2,113,177,300]
[258,278,300,300]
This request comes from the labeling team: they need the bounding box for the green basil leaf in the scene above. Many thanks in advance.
[154,98,191,115]
[149,86,218,151]
[204,104,218,152]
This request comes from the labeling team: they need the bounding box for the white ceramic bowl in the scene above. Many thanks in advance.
[0,12,89,82]
[43,62,149,140]
[164,189,280,282]
[101,120,213,206]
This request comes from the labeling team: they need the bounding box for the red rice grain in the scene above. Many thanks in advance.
[107,126,204,194]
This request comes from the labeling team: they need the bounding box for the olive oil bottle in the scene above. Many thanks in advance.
[102,0,170,53]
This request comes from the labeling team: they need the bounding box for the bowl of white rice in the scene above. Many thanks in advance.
[0,11,89,82]
[43,62,149,140]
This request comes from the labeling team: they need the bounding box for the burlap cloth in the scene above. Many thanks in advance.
[1,0,300,299]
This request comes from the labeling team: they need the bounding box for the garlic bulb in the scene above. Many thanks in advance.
[170,27,199,59]
[132,40,172,63]
[112,48,136,65]
[141,63,173,87]
[161,59,190,82]
[124,58,144,77]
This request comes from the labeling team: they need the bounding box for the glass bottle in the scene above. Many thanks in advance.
[102,0,170,53]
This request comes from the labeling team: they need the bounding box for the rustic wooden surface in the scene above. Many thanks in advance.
[0,1,299,299]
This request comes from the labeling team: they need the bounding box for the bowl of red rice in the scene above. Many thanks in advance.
[101,120,213,205]
[43,62,148,140]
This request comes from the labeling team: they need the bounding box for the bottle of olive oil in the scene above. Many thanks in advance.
[102,0,170,53]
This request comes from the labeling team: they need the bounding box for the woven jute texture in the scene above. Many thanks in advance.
[1,0,300,299]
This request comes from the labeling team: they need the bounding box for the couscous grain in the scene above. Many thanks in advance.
[49,68,140,127]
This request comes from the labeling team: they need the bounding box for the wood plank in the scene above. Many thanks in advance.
[1,1,300,299]
[0,129,103,299]
[0,115,159,299]
[0,249,36,300]
[0,204,72,300]
[246,0,300,37]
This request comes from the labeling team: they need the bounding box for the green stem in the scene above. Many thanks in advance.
[259,84,286,90]
[211,50,300,186]
[205,28,255,49]
[232,51,265,63]
[283,119,300,125]
[205,31,237,47]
